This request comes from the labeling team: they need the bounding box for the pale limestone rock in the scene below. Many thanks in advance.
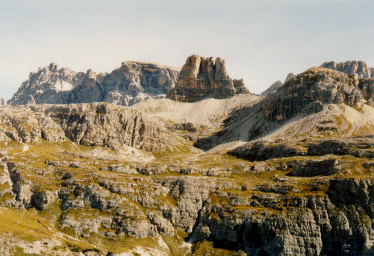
[9,61,180,106]
[0,103,180,151]
[321,60,373,78]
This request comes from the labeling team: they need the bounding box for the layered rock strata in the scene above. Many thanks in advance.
[0,103,179,151]
[9,62,180,106]
[167,55,249,102]
[262,67,365,121]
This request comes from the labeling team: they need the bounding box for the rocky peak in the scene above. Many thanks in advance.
[86,69,96,79]
[167,55,249,102]
[262,67,365,121]
[9,61,180,106]
[49,63,60,72]
[321,60,373,78]
[261,81,282,96]
[261,73,295,97]
[284,73,295,83]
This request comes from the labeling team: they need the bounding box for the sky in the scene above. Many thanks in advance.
[1,0,374,101]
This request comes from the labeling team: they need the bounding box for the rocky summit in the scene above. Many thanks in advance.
[321,60,374,78]
[261,73,295,97]
[4,60,374,256]
[260,80,282,96]
[9,62,180,106]
[167,55,249,102]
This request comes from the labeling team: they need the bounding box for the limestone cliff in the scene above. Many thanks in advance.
[167,55,249,102]
[0,103,180,151]
[9,62,180,106]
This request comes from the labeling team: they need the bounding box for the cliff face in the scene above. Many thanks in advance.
[167,55,249,102]
[0,103,180,151]
[9,62,180,106]
[262,67,365,121]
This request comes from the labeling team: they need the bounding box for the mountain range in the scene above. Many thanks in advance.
[0,56,374,255]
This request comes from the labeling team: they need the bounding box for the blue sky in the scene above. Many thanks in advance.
[1,0,374,100]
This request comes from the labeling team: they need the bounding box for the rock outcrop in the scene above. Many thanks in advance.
[284,73,295,84]
[0,103,180,151]
[167,55,249,102]
[261,74,295,97]
[0,98,6,105]
[262,67,364,121]
[188,177,374,256]
[261,81,282,96]
[9,62,180,106]
[321,60,373,78]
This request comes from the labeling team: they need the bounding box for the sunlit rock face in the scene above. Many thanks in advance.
[167,55,249,102]
[262,67,365,121]
[9,62,180,106]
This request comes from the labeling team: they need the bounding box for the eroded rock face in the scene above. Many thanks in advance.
[186,177,374,256]
[167,55,249,102]
[0,103,180,151]
[0,98,6,106]
[262,67,364,121]
[321,60,373,78]
[9,62,180,107]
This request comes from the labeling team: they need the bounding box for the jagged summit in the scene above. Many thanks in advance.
[261,73,295,97]
[262,67,365,121]
[167,55,249,102]
[9,61,180,106]
[321,60,374,78]
[261,80,282,96]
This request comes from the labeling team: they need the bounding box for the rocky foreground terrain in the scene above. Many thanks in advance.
[1,59,374,255]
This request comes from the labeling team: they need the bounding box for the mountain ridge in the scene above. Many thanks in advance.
[3,59,374,255]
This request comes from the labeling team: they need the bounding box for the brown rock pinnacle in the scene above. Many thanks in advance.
[167,55,249,102]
